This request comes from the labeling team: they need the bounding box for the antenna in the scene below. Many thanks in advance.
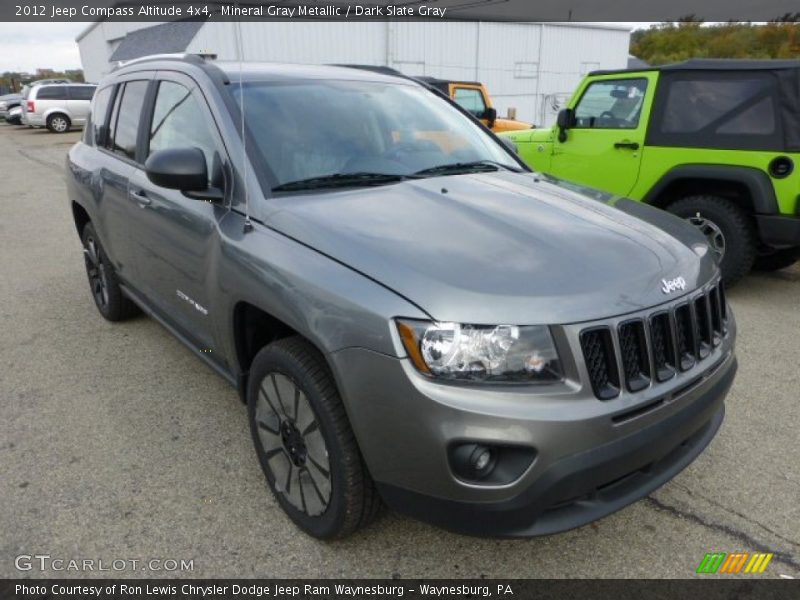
[235,14,253,234]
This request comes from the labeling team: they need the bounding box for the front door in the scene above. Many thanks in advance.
[450,84,492,127]
[550,75,653,197]
[126,72,230,354]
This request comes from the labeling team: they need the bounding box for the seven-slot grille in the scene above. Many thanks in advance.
[580,281,728,400]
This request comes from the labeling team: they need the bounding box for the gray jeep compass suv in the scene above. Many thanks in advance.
[66,54,737,539]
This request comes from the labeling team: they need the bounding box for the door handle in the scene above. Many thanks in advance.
[129,189,151,207]
[614,141,640,150]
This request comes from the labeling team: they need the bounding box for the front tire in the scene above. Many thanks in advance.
[247,336,380,539]
[667,195,756,286]
[46,113,70,133]
[81,223,139,321]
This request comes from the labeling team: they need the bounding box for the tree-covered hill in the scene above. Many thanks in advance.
[631,20,800,65]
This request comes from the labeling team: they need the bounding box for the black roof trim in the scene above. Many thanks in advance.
[590,58,800,77]
[415,76,482,87]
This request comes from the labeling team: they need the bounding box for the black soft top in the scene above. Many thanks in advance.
[591,58,800,76]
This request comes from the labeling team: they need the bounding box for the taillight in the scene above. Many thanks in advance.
[26,101,34,112]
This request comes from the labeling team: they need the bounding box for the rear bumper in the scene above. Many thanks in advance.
[377,356,734,537]
[25,113,44,126]
[756,214,800,247]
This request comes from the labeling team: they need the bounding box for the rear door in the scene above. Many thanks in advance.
[126,71,230,352]
[67,85,96,124]
[93,76,153,285]
[550,74,655,196]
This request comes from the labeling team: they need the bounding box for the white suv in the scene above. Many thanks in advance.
[22,83,96,133]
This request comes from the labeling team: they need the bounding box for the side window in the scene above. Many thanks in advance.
[453,87,487,118]
[660,78,776,135]
[84,85,112,146]
[649,73,781,150]
[106,84,123,150]
[148,80,218,178]
[69,86,96,101]
[573,79,647,129]
[110,80,149,161]
[36,86,68,100]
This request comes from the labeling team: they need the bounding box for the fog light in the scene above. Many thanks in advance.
[471,446,494,473]
[449,442,537,485]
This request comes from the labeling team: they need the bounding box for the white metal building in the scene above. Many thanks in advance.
[77,21,630,125]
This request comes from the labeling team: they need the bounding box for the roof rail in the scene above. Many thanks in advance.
[111,53,209,72]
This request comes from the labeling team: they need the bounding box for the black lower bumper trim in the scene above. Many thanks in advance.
[756,214,800,247]
[377,356,736,538]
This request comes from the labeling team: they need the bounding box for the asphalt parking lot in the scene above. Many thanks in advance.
[1,124,798,580]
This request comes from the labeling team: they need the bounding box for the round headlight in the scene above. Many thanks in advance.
[397,319,562,383]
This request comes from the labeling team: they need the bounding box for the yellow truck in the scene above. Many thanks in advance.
[415,77,532,132]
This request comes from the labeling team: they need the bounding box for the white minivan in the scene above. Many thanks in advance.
[22,83,96,133]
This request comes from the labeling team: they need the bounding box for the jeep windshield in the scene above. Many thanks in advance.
[231,79,522,191]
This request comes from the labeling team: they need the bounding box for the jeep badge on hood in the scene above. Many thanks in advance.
[662,276,687,294]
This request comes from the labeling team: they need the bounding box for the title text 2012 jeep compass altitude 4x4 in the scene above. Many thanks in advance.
[66,55,737,539]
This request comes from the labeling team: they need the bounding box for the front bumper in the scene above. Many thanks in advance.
[330,287,736,537]
[379,358,732,537]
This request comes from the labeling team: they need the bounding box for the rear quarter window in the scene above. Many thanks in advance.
[69,86,96,101]
[83,86,113,146]
[108,80,149,161]
[648,72,782,151]
[35,86,68,100]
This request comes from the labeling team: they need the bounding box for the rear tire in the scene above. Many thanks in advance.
[81,223,139,321]
[753,246,800,272]
[667,195,756,287]
[247,336,380,539]
[46,113,70,133]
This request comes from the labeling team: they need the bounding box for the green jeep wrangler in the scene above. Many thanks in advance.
[502,59,800,284]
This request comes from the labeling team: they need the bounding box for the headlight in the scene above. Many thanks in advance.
[396,319,562,383]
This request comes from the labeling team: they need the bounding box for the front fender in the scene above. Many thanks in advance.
[215,212,429,370]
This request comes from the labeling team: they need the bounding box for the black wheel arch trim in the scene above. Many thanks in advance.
[642,164,779,215]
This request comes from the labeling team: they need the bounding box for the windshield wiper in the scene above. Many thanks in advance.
[413,160,522,177]
[272,172,410,192]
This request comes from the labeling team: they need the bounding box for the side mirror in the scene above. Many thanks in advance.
[145,147,223,201]
[556,108,574,130]
[483,107,497,129]
[499,137,518,154]
[556,108,574,143]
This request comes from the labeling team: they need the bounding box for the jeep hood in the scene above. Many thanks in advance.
[499,127,554,144]
[266,172,716,324]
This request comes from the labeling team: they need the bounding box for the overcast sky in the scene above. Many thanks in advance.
[0,23,85,72]
[0,21,657,74]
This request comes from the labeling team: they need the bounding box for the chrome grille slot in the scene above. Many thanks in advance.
[674,303,696,371]
[694,295,712,359]
[709,286,723,345]
[580,328,620,400]
[649,312,676,382]
[618,320,650,392]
